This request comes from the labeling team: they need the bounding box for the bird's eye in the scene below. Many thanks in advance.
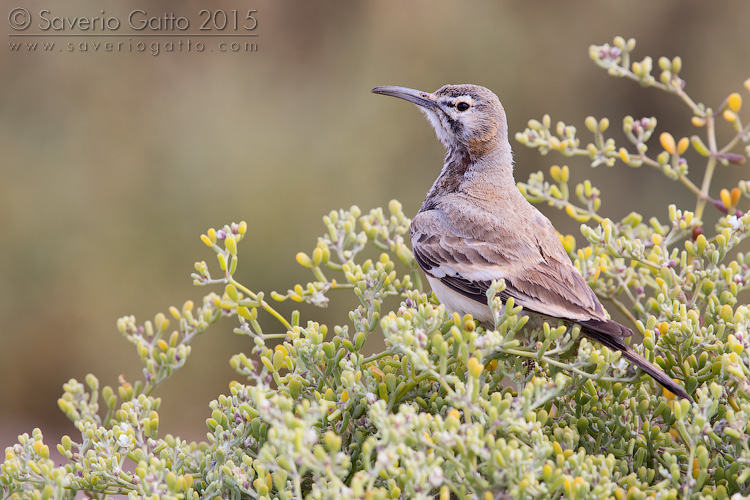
[456,101,470,112]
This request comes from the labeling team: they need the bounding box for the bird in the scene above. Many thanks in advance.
[371,84,691,401]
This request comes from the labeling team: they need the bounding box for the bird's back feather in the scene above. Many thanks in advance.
[410,197,606,323]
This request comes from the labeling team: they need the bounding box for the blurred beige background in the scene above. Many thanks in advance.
[2,1,749,448]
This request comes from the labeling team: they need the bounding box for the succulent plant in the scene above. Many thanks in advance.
[3,37,750,500]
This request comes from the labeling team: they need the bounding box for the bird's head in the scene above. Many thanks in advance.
[372,84,508,157]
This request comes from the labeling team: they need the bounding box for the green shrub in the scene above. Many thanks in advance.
[3,37,750,500]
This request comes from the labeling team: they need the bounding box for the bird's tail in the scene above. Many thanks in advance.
[618,346,691,401]
[580,318,692,402]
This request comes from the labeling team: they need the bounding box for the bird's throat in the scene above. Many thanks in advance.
[421,142,516,212]
[420,146,471,210]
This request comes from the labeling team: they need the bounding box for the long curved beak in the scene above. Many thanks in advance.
[371,86,437,110]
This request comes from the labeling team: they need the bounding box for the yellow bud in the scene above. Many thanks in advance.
[275,344,288,356]
[720,304,733,323]
[225,235,237,257]
[745,78,750,92]
[200,234,213,247]
[32,441,49,459]
[312,247,323,267]
[237,306,253,320]
[727,92,742,113]
[447,409,461,420]
[563,477,573,496]
[691,116,706,127]
[723,110,737,122]
[560,165,570,182]
[388,199,402,215]
[585,116,598,133]
[565,204,590,222]
[542,464,553,481]
[720,189,733,209]
[651,233,663,246]
[696,234,707,254]
[272,349,285,371]
[618,148,630,163]
[552,441,562,455]
[660,132,676,155]
[731,188,741,206]
[559,234,576,254]
[658,322,669,335]
[550,165,563,183]
[296,252,313,268]
[599,117,610,133]
[592,266,602,281]
[676,137,689,155]
[225,284,239,302]
[467,357,484,378]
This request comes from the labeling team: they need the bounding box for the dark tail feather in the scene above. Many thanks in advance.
[618,346,692,401]
[580,319,692,402]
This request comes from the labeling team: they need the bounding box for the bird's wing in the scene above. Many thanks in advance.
[410,201,607,323]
